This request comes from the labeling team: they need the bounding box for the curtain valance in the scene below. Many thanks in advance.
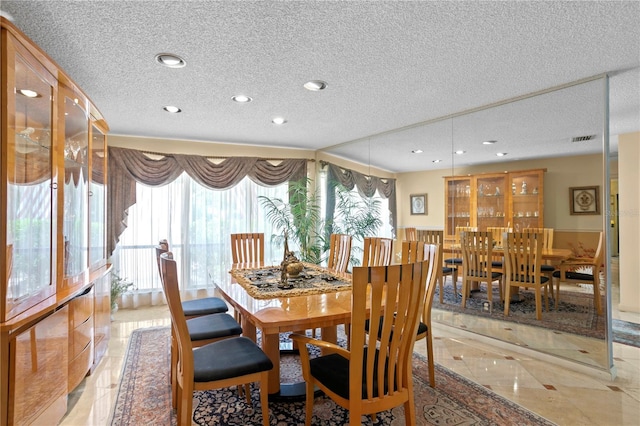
[323,162,397,238]
[107,147,307,255]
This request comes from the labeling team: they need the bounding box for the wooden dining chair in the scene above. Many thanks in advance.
[155,241,229,317]
[398,242,440,387]
[156,249,243,409]
[552,231,604,315]
[404,227,417,241]
[460,231,503,310]
[361,237,393,267]
[503,232,550,320]
[523,227,556,299]
[290,260,430,425]
[230,232,265,265]
[327,233,352,273]
[417,229,458,303]
[160,252,273,426]
[444,226,478,267]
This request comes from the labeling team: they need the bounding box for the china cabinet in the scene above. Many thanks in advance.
[1,18,110,425]
[444,169,545,241]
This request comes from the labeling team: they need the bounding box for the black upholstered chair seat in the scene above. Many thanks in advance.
[540,264,556,272]
[442,266,456,274]
[182,297,228,316]
[468,271,502,280]
[193,336,273,382]
[444,257,463,265]
[510,275,549,284]
[552,270,593,281]
[187,313,242,341]
[491,260,504,268]
[309,348,392,400]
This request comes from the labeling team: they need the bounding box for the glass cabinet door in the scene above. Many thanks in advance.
[509,170,544,232]
[62,90,89,281]
[5,42,57,320]
[89,123,107,268]
[445,177,472,240]
[476,174,507,231]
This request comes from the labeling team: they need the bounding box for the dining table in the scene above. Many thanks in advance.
[215,262,353,398]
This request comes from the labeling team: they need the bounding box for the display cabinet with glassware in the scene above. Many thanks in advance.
[444,169,545,241]
[1,18,110,426]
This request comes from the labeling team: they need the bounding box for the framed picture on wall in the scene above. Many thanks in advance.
[570,186,600,215]
[410,193,427,215]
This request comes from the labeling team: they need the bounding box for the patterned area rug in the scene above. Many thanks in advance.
[612,319,640,348]
[433,281,606,339]
[111,326,556,425]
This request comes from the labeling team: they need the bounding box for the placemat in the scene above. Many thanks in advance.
[229,263,351,299]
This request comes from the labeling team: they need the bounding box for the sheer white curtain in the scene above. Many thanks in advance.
[112,173,288,308]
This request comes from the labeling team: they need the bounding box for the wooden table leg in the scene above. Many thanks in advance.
[262,332,281,395]
[320,325,337,355]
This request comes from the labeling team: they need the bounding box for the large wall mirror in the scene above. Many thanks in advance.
[321,76,614,373]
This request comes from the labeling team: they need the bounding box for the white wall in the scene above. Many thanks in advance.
[618,132,640,313]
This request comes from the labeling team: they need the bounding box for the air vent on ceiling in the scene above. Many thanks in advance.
[571,135,596,143]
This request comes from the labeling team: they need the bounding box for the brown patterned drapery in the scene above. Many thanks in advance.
[323,162,397,239]
[107,147,307,256]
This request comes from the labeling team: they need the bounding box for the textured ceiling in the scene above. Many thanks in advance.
[1,1,638,173]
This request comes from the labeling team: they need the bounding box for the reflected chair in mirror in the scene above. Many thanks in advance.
[552,231,604,315]
[503,232,550,320]
[155,241,229,317]
[230,232,265,266]
[417,229,458,303]
[523,227,556,302]
[444,226,478,269]
[160,252,273,426]
[460,231,503,310]
[290,260,430,425]
[486,226,512,287]
[404,227,417,241]
[361,237,393,267]
[327,233,352,273]
[157,250,243,409]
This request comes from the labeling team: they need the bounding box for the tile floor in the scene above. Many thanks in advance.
[61,288,640,426]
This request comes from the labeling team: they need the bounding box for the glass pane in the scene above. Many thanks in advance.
[89,125,106,267]
[6,53,54,312]
[63,95,89,277]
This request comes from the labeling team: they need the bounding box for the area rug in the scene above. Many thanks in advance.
[111,326,556,425]
[433,281,607,340]
[612,319,640,348]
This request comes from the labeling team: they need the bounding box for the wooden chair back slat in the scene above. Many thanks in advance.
[362,237,393,267]
[327,233,352,273]
[230,233,265,264]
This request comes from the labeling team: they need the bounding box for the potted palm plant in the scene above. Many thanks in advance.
[110,272,133,316]
[259,178,382,268]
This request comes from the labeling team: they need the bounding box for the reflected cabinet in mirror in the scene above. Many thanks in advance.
[321,76,613,374]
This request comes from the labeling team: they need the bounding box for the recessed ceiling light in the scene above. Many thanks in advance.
[496,152,508,157]
[163,105,182,113]
[155,53,186,68]
[303,80,328,91]
[18,89,41,98]
[432,159,442,163]
[272,117,287,125]
[455,150,466,155]
[412,149,423,154]
[232,95,252,103]
[483,140,497,145]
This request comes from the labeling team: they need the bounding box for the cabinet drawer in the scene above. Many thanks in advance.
[68,342,93,393]
[72,317,93,359]
[72,291,94,326]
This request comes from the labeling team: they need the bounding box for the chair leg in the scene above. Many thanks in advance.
[305,379,314,426]
[461,278,469,309]
[260,372,270,426]
[438,275,445,304]
[426,335,435,388]
[244,384,251,404]
[504,283,512,316]
[452,269,458,299]
[170,332,178,409]
[178,381,193,426]
[403,386,416,425]
[534,287,542,320]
